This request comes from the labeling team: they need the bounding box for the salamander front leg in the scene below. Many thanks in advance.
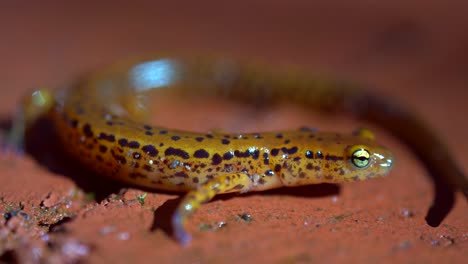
[172,173,252,245]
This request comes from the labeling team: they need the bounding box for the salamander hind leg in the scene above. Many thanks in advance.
[172,173,252,245]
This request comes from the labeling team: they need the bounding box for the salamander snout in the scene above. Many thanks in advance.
[371,147,394,175]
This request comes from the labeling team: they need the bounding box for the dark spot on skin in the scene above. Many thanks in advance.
[317,137,323,141]
[299,126,318,132]
[169,160,180,169]
[275,134,283,139]
[299,172,306,178]
[221,139,230,145]
[211,153,222,165]
[271,149,280,156]
[118,138,128,147]
[98,133,115,142]
[195,137,204,142]
[223,152,234,160]
[143,164,154,172]
[145,131,154,136]
[285,147,298,155]
[96,155,103,162]
[83,123,93,137]
[225,164,234,172]
[194,149,210,159]
[205,134,213,139]
[284,139,290,144]
[316,151,323,159]
[142,145,158,157]
[314,166,321,171]
[234,150,250,158]
[144,125,152,130]
[99,145,107,153]
[224,135,230,138]
[325,175,334,180]
[274,164,281,172]
[206,175,214,179]
[325,155,343,161]
[325,164,330,169]
[159,143,164,147]
[207,168,213,173]
[309,134,315,138]
[171,136,181,141]
[306,163,313,170]
[106,121,114,126]
[159,130,168,134]
[263,152,269,165]
[192,177,199,183]
[305,150,314,159]
[251,149,259,159]
[128,141,140,148]
[293,157,301,162]
[174,171,188,178]
[259,178,266,184]
[265,170,274,176]
[165,147,190,159]
[110,149,126,165]
[70,119,78,128]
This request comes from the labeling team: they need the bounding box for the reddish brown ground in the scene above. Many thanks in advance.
[0,1,467,263]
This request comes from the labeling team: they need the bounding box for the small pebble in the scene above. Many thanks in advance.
[117,232,131,240]
[401,209,414,218]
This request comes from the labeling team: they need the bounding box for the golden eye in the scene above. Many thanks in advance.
[351,148,370,168]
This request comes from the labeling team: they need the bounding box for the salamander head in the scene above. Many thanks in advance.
[340,143,394,181]
[307,128,394,182]
[336,128,393,181]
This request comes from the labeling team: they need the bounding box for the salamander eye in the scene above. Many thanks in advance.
[351,148,370,168]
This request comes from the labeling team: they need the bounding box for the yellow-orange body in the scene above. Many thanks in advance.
[20,57,397,244]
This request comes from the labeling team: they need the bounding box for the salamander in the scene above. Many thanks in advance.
[7,57,466,245]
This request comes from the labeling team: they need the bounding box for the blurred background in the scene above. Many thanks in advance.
[1,0,467,153]
[1,0,467,171]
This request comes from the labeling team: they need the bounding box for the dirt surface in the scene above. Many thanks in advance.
[0,1,467,263]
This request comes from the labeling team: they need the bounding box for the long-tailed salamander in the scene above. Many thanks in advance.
[8,57,466,245]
